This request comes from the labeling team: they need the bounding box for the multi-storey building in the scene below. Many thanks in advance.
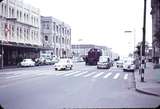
[71,44,118,59]
[0,0,41,67]
[151,0,160,64]
[41,16,71,58]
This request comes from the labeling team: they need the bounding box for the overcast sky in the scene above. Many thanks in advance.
[23,0,152,57]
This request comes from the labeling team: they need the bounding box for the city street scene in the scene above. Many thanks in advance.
[0,0,160,109]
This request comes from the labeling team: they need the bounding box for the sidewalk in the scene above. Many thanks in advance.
[135,62,160,97]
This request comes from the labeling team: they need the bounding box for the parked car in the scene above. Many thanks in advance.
[35,57,45,66]
[54,58,73,70]
[50,57,59,64]
[44,58,52,65]
[116,60,124,68]
[123,58,135,72]
[20,59,35,67]
[97,56,111,69]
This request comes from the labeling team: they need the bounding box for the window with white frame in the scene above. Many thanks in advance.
[17,10,19,19]
[4,5,7,16]
[12,8,14,18]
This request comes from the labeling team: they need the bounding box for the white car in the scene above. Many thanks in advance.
[54,58,73,70]
[123,59,135,72]
[97,56,111,69]
[116,60,123,68]
[50,57,59,64]
[20,59,35,67]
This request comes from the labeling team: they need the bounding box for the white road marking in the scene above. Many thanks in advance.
[113,73,120,79]
[63,71,80,77]
[37,72,56,76]
[124,74,128,80]
[5,75,22,79]
[5,73,32,79]
[83,72,96,77]
[55,71,72,76]
[103,72,112,78]
[92,72,104,78]
[73,71,88,77]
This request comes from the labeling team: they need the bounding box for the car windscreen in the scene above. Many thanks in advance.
[99,57,109,62]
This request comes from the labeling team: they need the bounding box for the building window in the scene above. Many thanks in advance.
[62,38,64,44]
[56,25,58,33]
[9,7,11,17]
[12,8,14,17]
[56,36,58,43]
[53,36,55,42]
[20,11,22,20]
[34,17,35,25]
[17,10,19,19]
[45,35,48,41]
[8,24,11,36]
[59,38,61,43]
[53,22,55,31]
[34,31,36,40]
[31,30,34,40]
[4,5,7,16]
[24,13,26,21]
[1,4,3,15]
[65,28,66,35]
[56,48,58,56]
[62,28,64,35]
[46,24,49,29]
[17,27,19,37]
[27,29,29,40]
[24,28,26,39]
[12,25,14,37]
[20,28,22,39]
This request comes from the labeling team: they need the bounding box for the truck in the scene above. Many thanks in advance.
[83,48,102,65]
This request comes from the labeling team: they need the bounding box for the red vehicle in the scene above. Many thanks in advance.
[84,48,102,65]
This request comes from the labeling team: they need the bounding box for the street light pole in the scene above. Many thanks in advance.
[140,0,147,82]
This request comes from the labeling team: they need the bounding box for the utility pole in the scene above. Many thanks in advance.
[140,0,147,82]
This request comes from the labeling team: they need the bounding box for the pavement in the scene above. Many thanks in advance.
[135,62,160,97]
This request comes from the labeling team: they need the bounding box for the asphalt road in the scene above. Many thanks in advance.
[0,62,160,109]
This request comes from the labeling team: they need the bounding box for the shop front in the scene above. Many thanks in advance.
[0,41,41,68]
